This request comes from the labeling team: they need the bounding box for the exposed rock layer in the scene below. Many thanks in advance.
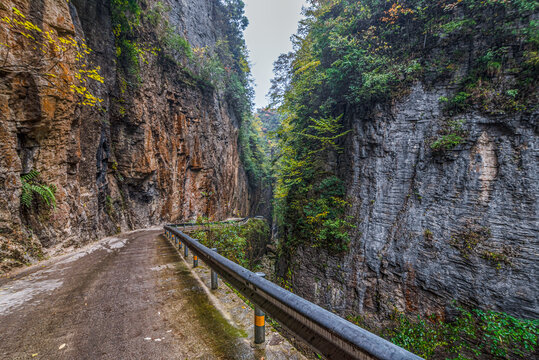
[0,0,251,272]
[288,83,538,320]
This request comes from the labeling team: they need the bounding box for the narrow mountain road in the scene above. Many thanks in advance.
[0,229,262,359]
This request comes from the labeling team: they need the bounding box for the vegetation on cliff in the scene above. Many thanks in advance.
[111,1,251,88]
[270,0,538,255]
[1,4,103,222]
[239,112,271,185]
[348,306,538,359]
[190,218,270,270]
[110,0,264,194]
[20,170,56,210]
[0,5,104,106]
[267,0,538,358]
[238,108,283,191]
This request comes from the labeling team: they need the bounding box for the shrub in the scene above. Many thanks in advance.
[111,0,143,79]
[190,218,270,269]
[386,307,538,359]
[431,133,465,151]
[164,31,193,59]
[430,119,467,152]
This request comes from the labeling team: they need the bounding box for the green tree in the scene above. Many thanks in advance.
[270,0,538,254]
[274,113,353,252]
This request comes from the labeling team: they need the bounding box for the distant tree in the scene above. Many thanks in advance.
[268,52,294,107]
[256,108,282,135]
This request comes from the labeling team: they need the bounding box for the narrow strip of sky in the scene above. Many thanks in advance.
[243,0,307,109]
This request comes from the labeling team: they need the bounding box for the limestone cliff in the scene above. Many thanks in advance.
[276,2,538,323]
[289,84,538,321]
[0,0,252,272]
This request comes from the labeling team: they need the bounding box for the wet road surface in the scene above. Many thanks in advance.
[0,229,261,359]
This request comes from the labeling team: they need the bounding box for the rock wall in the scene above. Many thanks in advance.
[288,83,538,320]
[0,0,251,272]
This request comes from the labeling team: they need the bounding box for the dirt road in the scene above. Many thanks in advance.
[0,229,262,359]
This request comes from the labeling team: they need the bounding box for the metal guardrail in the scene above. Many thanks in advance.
[169,217,250,228]
[164,224,423,360]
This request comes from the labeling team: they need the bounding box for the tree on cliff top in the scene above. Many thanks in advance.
[270,0,539,253]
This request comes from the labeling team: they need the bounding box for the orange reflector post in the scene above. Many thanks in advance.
[254,272,266,344]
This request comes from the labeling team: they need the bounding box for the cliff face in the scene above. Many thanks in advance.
[272,0,538,324]
[0,0,251,272]
[289,83,538,320]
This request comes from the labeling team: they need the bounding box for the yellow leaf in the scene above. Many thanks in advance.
[12,7,26,18]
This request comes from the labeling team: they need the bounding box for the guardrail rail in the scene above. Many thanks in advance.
[164,224,423,360]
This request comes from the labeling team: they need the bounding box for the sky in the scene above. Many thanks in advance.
[243,0,307,109]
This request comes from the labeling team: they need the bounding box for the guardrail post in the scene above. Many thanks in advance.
[193,239,199,267]
[254,272,266,344]
[210,248,218,289]
[184,243,189,258]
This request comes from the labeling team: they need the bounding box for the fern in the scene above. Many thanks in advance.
[20,170,56,209]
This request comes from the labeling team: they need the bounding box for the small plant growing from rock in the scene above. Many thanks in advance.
[200,191,214,198]
[430,119,467,152]
[451,222,516,270]
[20,170,56,210]
[450,221,491,259]
[105,195,115,217]
[481,245,514,270]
